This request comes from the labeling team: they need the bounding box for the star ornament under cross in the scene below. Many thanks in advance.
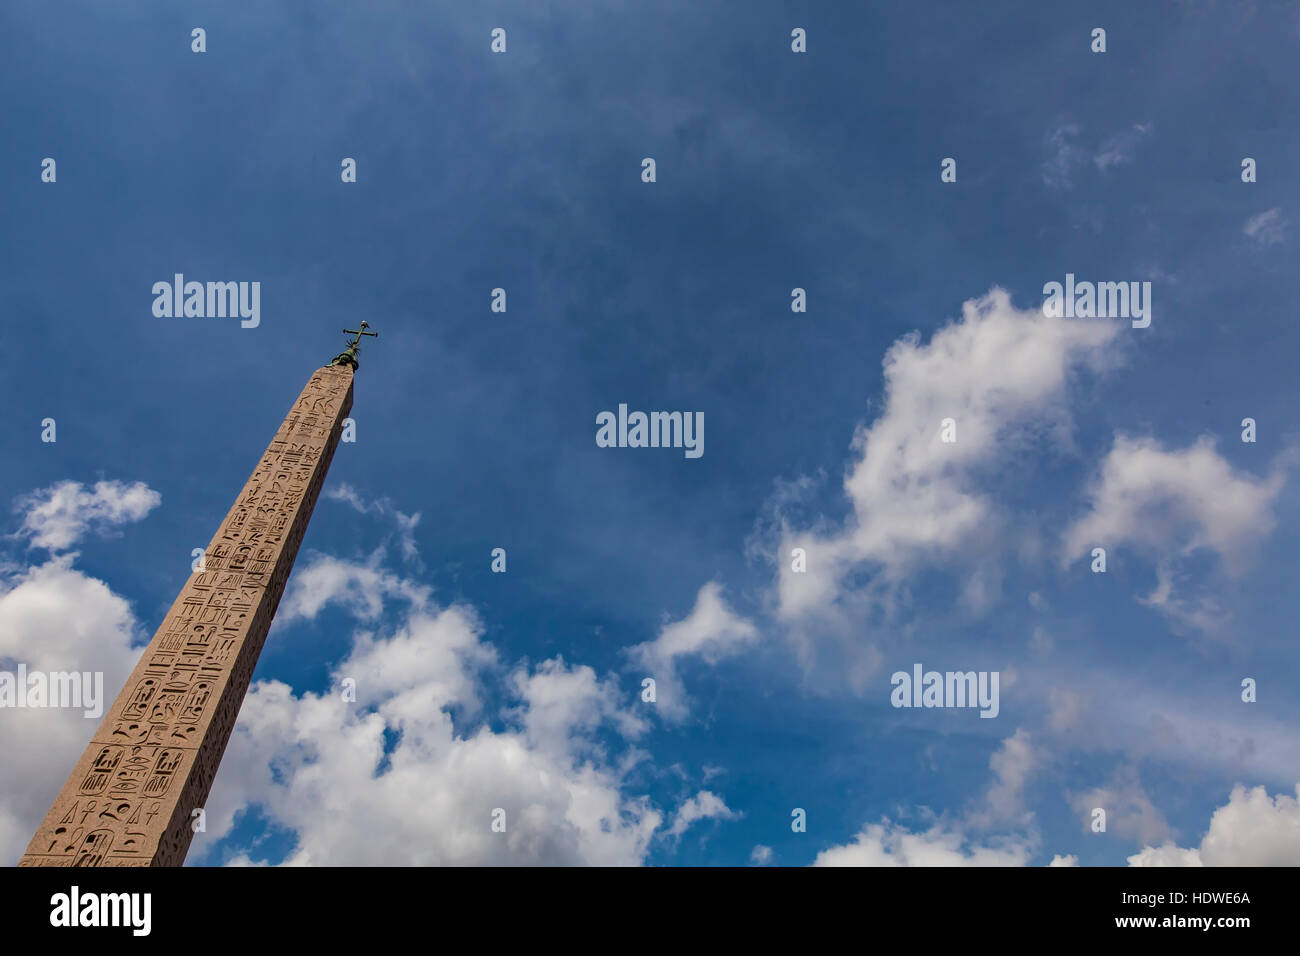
[331,320,379,371]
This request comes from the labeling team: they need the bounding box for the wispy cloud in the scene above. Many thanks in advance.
[327,483,422,564]
[1070,766,1176,845]
[665,790,739,839]
[1093,123,1152,170]
[1243,207,1287,246]
[1041,122,1151,189]
[1041,124,1085,189]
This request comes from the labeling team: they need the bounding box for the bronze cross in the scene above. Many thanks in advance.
[342,320,378,348]
[330,320,379,370]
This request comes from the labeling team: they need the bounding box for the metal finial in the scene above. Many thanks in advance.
[330,321,378,371]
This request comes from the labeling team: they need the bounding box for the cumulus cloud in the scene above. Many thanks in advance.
[774,288,1119,681]
[1062,436,1285,575]
[781,288,1119,612]
[203,673,661,866]
[1128,843,1204,866]
[13,480,160,551]
[197,554,756,865]
[1062,435,1287,635]
[509,656,646,759]
[813,820,1034,867]
[278,553,431,623]
[1128,784,1300,867]
[625,582,757,722]
[0,542,706,866]
[335,602,496,720]
[0,557,142,864]
[193,562,673,865]
[750,844,774,865]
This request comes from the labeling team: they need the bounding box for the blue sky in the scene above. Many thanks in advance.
[2,1,1299,866]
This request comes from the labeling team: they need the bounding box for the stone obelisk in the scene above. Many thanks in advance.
[19,324,378,867]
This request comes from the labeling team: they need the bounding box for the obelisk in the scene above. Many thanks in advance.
[19,324,377,866]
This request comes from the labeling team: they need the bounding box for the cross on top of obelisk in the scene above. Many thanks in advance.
[331,320,378,371]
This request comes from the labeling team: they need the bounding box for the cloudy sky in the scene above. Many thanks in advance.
[2,1,1299,866]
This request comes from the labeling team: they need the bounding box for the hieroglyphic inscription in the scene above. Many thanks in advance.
[20,364,355,867]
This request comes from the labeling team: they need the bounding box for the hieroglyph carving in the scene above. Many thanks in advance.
[20,365,354,866]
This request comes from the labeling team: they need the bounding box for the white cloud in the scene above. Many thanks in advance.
[1127,843,1204,866]
[626,582,757,722]
[665,790,739,839]
[13,480,160,551]
[1061,435,1287,636]
[813,820,1034,867]
[775,288,1119,679]
[1048,854,1079,867]
[750,844,774,865]
[197,579,667,866]
[1062,436,1285,576]
[205,678,662,866]
[278,553,431,623]
[1243,207,1286,247]
[336,602,496,720]
[1128,784,1300,867]
[509,656,646,759]
[0,557,142,864]
[0,545,678,867]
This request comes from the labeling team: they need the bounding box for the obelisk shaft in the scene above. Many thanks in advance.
[20,364,354,866]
